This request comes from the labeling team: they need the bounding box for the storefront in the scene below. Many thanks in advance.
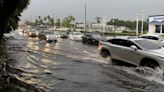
[149,15,164,35]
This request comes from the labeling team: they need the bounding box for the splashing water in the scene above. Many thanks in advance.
[114,66,164,85]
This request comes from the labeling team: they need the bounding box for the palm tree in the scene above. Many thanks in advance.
[38,16,41,20]
[43,17,47,23]
[96,17,102,23]
[55,19,61,28]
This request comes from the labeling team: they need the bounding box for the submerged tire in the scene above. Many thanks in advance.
[101,49,110,58]
[140,59,160,69]
[82,39,86,44]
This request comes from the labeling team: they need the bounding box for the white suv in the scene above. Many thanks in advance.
[140,34,164,46]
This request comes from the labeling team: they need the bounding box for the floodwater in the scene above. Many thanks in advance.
[4,32,164,92]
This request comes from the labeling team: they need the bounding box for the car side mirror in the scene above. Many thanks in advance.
[130,45,138,50]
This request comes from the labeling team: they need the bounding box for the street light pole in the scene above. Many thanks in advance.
[53,13,55,30]
[112,14,115,31]
[85,3,87,32]
[136,14,139,36]
[141,11,144,35]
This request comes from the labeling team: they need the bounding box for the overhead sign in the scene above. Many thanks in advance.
[149,15,164,23]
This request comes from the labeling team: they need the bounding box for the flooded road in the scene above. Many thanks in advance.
[5,32,164,92]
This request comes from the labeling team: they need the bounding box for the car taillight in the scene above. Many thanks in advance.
[98,42,103,50]
[99,42,103,46]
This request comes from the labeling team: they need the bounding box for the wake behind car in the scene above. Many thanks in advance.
[82,32,106,45]
[98,38,164,70]
[69,32,83,41]
[38,31,57,43]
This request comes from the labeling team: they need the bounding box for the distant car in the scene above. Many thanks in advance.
[28,29,39,37]
[59,32,69,38]
[4,31,16,39]
[82,33,106,45]
[54,31,60,38]
[140,34,164,46]
[39,31,57,42]
[98,38,164,70]
[69,32,83,41]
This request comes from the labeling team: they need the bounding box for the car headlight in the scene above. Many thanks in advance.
[36,32,39,35]
[46,35,49,38]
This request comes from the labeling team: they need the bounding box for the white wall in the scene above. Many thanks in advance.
[149,24,156,34]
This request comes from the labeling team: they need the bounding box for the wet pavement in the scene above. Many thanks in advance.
[4,32,164,92]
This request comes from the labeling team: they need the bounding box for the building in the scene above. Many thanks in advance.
[91,23,112,32]
[91,23,127,33]
[149,15,164,35]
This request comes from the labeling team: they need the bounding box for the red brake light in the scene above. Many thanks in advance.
[99,42,103,46]
[98,42,103,50]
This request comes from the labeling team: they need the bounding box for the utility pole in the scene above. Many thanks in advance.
[136,14,139,36]
[53,13,55,30]
[85,3,87,32]
[141,11,144,35]
[112,14,115,31]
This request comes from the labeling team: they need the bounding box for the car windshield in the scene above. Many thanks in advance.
[45,31,54,34]
[61,32,67,35]
[30,29,37,32]
[74,32,82,35]
[134,39,161,50]
[92,34,102,38]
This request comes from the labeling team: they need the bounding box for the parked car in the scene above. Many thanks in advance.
[4,31,16,39]
[98,38,164,70]
[38,31,57,42]
[69,32,83,41]
[53,31,60,38]
[28,29,39,37]
[140,34,164,46]
[82,32,106,45]
[59,32,69,38]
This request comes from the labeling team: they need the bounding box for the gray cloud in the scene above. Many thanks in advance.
[21,0,164,21]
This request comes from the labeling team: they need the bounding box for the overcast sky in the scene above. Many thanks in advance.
[21,0,164,22]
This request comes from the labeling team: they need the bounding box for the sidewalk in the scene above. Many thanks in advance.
[0,32,43,92]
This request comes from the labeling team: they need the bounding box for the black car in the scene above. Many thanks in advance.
[60,32,68,38]
[82,33,106,45]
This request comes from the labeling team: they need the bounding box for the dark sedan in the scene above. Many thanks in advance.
[82,33,106,45]
[59,32,69,38]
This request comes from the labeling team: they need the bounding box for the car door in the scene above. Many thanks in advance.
[85,34,92,43]
[107,39,126,60]
[69,33,73,39]
[118,40,144,65]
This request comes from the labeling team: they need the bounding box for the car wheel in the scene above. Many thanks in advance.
[54,40,57,43]
[82,39,86,44]
[9,36,14,39]
[101,49,110,58]
[140,59,160,69]
[47,40,52,43]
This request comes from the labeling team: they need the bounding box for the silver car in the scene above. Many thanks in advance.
[140,35,164,46]
[98,38,164,70]
[28,29,39,37]
[44,31,57,42]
